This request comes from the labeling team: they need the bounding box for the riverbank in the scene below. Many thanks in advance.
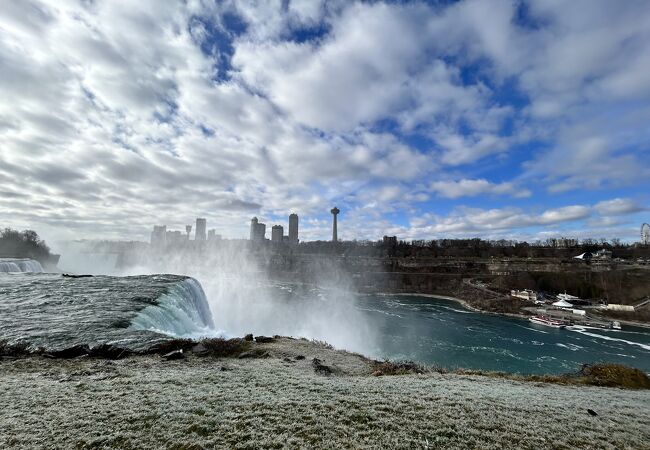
[375,291,529,320]
[1,337,648,449]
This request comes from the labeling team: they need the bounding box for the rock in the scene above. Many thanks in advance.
[163,349,184,361]
[192,343,208,356]
[244,334,254,341]
[45,345,90,359]
[62,274,93,278]
[88,344,131,360]
[587,409,598,417]
[254,336,274,343]
[220,366,229,371]
[312,358,332,375]
[238,349,269,359]
[295,355,305,360]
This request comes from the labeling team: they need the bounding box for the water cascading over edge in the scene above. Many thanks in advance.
[0,259,44,273]
[129,277,217,338]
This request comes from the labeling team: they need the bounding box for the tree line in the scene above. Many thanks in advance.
[0,228,52,261]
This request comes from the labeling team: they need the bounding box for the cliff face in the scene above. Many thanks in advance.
[267,255,650,306]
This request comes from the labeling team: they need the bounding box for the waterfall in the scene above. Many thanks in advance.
[0,259,44,273]
[129,277,217,338]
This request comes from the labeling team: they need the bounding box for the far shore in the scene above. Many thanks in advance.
[371,291,527,319]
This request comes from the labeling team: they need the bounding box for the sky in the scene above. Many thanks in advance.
[0,0,649,244]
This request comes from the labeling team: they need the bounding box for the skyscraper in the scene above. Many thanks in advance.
[288,213,299,245]
[195,218,207,241]
[250,217,258,240]
[250,217,266,242]
[150,225,167,247]
[271,225,283,243]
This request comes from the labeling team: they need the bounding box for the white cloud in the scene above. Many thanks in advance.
[594,198,645,216]
[0,0,648,243]
[430,179,530,199]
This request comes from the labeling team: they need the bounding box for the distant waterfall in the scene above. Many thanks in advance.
[0,259,44,273]
[129,278,216,338]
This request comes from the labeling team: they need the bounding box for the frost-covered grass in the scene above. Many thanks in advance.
[1,338,649,449]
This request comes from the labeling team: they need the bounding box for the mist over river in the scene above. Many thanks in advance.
[2,269,649,374]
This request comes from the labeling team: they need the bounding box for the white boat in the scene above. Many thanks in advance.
[529,315,566,328]
[557,292,581,302]
[611,321,622,330]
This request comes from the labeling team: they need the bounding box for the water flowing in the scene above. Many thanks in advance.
[0,258,43,273]
[130,278,218,338]
[0,273,215,352]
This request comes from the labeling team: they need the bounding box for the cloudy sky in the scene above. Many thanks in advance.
[1,0,649,243]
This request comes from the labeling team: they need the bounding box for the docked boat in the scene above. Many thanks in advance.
[529,315,566,328]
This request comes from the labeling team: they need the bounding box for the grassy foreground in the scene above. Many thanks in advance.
[1,337,649,449]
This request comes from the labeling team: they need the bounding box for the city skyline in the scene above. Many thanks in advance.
[1,1,649,244]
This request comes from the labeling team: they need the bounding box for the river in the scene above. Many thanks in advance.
[355,294,650,374]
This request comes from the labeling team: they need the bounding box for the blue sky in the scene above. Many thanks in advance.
[0,0,648,243]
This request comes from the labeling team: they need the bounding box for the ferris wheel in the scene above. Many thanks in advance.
[642,223,650,245]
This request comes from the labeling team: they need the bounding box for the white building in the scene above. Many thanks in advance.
[606,304,635,312]
[510,289,537,301]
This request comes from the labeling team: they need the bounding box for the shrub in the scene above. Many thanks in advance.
[199,338,251,358]
[576,363,650,389]
[372,360,428,376]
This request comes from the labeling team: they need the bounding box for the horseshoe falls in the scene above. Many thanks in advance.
[0,273,217,353]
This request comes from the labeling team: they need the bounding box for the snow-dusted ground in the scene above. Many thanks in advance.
[1,338,649,449]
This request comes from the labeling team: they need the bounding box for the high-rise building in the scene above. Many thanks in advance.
[195,218,207,241]
[166,230,183,244]
[271,225,284,243]
[250,217,266,242]
[207,229,222,241]
[256,222,266,241]
[288,213,299,245]
[185,225,192,240]
[150,225,167,247]
[250,217,258,241]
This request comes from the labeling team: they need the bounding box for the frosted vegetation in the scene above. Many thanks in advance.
[1,339,648,449]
